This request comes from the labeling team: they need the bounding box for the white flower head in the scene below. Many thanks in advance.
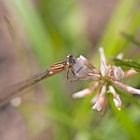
[73,47,139,111]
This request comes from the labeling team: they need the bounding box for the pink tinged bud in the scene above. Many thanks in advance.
[112,81,140,95]
[109,86,122,110]
[99,48,108,77]
[124,69,137,78]
[92,85,106,111]
[114,67,124,81]
[73,82,99,98]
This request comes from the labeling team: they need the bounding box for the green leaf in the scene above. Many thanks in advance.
[121,32,140,47]
[113,58,140,72]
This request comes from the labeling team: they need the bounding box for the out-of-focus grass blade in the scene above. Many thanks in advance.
[112,107,139,140]
[113,58,140,72]
[92,0,140,66]
[121,32,140,47]
[9,0,53,66]
[100,0,140,57]
[8,1,72,139]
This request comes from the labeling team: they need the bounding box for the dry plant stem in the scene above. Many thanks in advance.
[0,69,63,105]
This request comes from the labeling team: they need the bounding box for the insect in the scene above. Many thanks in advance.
[69,55,100,81]
[0,54,99,105]
[0,54,75,104]
[50,54,99,81]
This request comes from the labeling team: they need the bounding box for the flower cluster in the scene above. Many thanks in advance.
[73,48,139,111]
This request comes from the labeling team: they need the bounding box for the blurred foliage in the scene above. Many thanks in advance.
[121,32,140,47]
[113,58,140,72]
[6,0,140,140]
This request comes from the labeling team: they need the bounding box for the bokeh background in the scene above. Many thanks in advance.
[0,0,140,140]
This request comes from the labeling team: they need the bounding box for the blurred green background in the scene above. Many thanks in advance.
[1,0,140,140]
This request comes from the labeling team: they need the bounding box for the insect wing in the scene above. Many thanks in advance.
[73,55,94,79]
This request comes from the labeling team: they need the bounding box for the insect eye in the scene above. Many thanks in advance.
[67,54,75,66]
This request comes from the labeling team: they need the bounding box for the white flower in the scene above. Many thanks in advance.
[73,47,139,111]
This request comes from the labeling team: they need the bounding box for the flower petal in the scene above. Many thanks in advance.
[73,82,99,98]
[92,85,106,111]
[112,80,140,95]
[99,47,108,77]
[109,86,122,110]
[91,93,100,104]
[114,66,124,81]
